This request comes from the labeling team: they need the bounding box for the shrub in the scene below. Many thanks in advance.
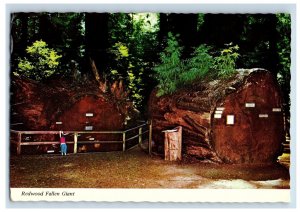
[17,40,62,81]
[153,32,183,96]
[154,37,240,96]
[213,43,239,78]
[179,44,214,84]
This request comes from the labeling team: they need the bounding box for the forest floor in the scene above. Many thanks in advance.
[10,147,290,189]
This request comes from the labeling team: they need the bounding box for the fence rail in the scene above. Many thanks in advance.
[10,120,152,155]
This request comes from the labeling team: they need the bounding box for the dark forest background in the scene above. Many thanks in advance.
[10,13,291,123]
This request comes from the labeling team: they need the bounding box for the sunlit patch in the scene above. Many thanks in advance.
[199,179,257,189]
[250,179,286,188]
[63,163,74,167]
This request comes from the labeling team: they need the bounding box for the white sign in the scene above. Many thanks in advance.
[245,103,255,108]
[216,107,225,111]
[214,114,222,119]
[85,126,93,131]
[89,138,95,141]
[226,115,235,125]
[272,108,281,112]
[86,113,94,117]
[259,114,268,118]
[215,110,223,114]
[55,122,62,125]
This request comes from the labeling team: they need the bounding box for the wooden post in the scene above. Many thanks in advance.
[138,127,142,145]
[73,132,78,154]
[148,120,152,155]
[17,132,22,155]
[122,132,126,152]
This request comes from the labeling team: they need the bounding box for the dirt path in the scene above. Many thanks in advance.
[10,147,290,189]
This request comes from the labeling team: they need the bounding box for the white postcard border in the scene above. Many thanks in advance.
[10,188,290,203]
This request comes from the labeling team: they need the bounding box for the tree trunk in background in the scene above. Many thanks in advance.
[39,13,52,44]
[158,13,168,49]
[264,15,279,75]
[85,13,110,76]
[158,13,198,58]
[199,14,246,48]
[169,13,198,58]
[19,13,29,54]
[10,13,29,70]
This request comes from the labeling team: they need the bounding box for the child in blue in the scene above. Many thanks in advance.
[59,131,67,155]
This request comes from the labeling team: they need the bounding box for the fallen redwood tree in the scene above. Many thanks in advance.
[149,68,285,164]
[10,72,139,153]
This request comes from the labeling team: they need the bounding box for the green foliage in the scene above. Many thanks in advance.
[154,32,183,96]
[107,13,159,109]
[11,13,84,74]
[11,13,290,118]
[17,40,62,81]
[154,34,239,96]
[127,65,144,107]
[180,44,213,84]
[213,43,239,77]
[109,42,144,108]
[197,14,205,31]
[276,14,291,115]
[113,42,129,58]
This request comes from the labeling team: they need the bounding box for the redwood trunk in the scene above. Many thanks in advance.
[149,69,284,164]
[10,76,136,153]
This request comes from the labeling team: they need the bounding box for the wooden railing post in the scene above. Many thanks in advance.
[73,132,78,154]
[17,132,22,155]
[138,127,142,145]
[122,132,126,152]
[148,120,152,155]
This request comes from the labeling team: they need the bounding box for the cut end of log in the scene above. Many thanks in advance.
[149,69,285,164]
[10,74,139,153]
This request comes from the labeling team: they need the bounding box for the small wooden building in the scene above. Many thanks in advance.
[149,68,285,163]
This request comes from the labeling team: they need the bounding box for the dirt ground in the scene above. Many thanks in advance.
[9,147,290,189]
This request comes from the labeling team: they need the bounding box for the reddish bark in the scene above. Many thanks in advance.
[10,75,137,153]
[149,69,285,164]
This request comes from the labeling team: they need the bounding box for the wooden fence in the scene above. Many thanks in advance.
[10,120,152,155]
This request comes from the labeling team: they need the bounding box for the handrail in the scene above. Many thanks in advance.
[10,120,153,155]
[11,122,148,135]
[10,130,124,134]
[125,134,140,142]
[10,130,23,134]
[124,122,148,133]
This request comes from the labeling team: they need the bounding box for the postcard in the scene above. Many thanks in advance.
[7,3,294,204]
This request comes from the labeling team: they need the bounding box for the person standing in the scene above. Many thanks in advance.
[59,131,68,155]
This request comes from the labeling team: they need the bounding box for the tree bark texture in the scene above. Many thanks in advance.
[85,13,109,75]
[148,69,285,164]
[10,75,137,153]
